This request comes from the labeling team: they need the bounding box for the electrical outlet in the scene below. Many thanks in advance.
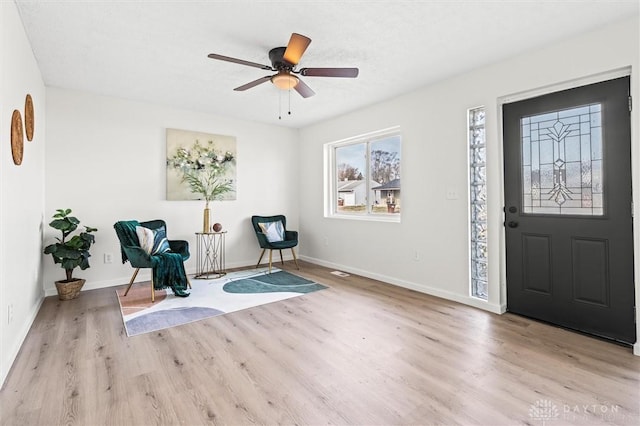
[446,189,459,200]
[413,250,421,261]
[323,236,329,246]
[8,303,13,324]
[104,253,113,264]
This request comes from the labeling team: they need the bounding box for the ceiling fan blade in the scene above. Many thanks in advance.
[294,79,315,98]
[299,67,359,78]
[208,53,272,71]
[283,33,311,65]
[234,76,272,91]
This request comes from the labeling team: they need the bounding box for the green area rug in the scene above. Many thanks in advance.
[116,268,327,336]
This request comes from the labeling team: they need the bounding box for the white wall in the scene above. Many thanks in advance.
[298,16,640,343]
[44,88,299,294]
[0,1,47,385]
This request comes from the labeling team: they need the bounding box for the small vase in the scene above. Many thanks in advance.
[203,207,211,233]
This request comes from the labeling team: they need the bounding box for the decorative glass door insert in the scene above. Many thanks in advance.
[521,103,603,215]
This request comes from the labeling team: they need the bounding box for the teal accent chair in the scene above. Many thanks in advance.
[251,215,299,273]
[113,219,190,302]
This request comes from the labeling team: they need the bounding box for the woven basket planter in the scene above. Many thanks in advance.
[55,278,85,301]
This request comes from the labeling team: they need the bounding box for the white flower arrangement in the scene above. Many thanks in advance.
[167,139,235,207]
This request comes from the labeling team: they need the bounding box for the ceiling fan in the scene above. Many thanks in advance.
[207,33,359,98]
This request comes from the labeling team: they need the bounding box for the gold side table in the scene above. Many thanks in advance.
[195,231,227,279]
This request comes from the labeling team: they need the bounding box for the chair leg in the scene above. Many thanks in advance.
[123,268,140,296]
[124,268,156,303]
[268,249,273,274]
[279,249,284,265]
[186,275,192,289]
[256,249,266,268]
[291,248,300,270]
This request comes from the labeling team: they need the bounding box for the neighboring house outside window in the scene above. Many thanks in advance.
[372,178,401,213]
[337,179,376,207]
[325,127,401,221]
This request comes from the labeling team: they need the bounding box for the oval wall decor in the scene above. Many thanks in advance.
[11,109,24,165]
[25,94,34,141]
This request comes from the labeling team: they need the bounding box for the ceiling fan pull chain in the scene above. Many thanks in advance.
[278,90,282,120]
[288,87,292,116]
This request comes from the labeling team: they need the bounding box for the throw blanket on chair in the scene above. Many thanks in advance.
[114,220,189,295]
[153,252,188,294]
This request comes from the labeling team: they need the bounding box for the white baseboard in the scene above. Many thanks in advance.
[299,255,504,314]
[1,295,44,387]
[634,342,640,356]
[42,258,281,297]
[43,273,149,297]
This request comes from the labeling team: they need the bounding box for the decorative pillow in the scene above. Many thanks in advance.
[258,220,285,243]
[136,225,171,255]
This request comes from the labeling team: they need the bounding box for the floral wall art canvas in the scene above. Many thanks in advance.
[166,128,237,201]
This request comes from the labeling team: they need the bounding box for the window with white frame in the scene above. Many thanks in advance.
[468,107,488,300]
[325,127,401,220]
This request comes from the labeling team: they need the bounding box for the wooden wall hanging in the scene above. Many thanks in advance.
[25,94,34,141]
[11,109,24,165]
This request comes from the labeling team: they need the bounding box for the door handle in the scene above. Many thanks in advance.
[508,221,519,228]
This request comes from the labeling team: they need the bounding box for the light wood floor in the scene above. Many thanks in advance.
[1,261,639,425]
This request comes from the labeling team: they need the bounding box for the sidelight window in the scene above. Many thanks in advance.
[469,107,487,300]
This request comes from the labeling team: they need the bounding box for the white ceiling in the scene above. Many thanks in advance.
[15,0,639,129]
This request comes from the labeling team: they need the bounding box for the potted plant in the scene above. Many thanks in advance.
[43,209,97,300]
[167,139,235,232]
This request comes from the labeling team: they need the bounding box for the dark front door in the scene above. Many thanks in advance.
[503,76,635,344]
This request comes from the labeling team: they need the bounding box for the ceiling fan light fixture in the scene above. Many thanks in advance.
[271,73,299,90]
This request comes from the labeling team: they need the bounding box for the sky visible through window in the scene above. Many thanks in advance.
[336,135,401,177]
[336,143,365,176]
